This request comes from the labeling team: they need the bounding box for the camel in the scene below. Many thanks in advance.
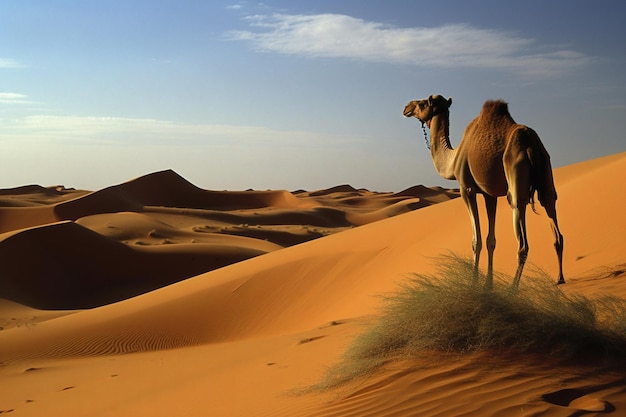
[403,95,564,288]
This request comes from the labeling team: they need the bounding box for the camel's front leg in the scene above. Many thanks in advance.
[484,195,498,289]
[461,187,482,284]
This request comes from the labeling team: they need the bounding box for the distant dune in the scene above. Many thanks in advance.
[1,152,625,416]
[0,171,458,309]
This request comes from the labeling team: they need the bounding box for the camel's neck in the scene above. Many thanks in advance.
[428,112,457,180]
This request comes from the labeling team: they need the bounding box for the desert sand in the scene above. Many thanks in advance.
[0,151,625,416]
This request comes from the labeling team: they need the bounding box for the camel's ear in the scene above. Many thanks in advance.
[427,95,434,106]
[447,97,452,107]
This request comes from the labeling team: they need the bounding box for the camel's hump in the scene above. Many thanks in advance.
[481,100,511,117]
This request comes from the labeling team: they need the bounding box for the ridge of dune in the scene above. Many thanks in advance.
[0,185,54,196]
[0,185,85,203]
[346,198,424,225]
[393,184,459,199]
[552,151,626,185]
[0,185,61,207]
[307,184,360,196]
[55,169,310,221]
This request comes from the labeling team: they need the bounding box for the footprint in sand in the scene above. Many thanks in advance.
[542,388,615,413]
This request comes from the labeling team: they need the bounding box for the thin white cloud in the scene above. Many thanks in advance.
[227,13,589,76]
[0,58,23,68]
[0,114,361,148]
[0,92,29,104]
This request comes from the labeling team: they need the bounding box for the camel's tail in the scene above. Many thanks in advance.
[527,130,557,214]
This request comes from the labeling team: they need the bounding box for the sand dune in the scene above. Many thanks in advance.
[0,170,456,311]
[54,169,312,220]
[0,152,625,416]
[0,169,312,233]
[0,220,279,309]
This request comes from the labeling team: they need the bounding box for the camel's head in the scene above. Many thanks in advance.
[403,95,452,127]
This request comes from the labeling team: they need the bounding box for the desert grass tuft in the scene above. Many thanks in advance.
[319,254,626,389]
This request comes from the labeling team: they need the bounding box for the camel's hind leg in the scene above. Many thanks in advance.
[542,198,565,284]
[505,156,531,289]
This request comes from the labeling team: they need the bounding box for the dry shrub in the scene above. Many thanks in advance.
[321,254,626,388]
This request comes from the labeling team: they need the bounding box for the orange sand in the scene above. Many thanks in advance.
[0,152,625,416]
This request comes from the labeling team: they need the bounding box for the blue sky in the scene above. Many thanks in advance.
[1,1,625,191]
